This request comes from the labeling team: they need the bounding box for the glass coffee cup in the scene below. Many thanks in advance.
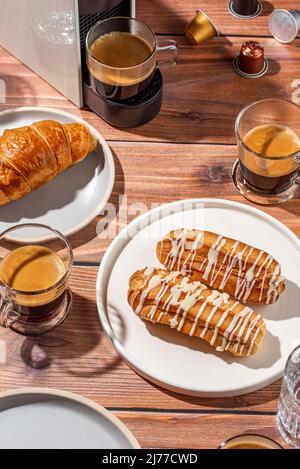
[0,224,73,336]
[219,433,283,449]
[86,16,178,100]
[232,99,300,205]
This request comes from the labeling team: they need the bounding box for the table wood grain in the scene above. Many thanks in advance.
[0,0,299,449]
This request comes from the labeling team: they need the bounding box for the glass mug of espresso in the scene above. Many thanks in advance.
[219,434,283,449]
[86,16,178,100]
[233,99,300,205]
[0,224,73,336]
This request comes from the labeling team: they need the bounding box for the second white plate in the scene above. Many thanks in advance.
[0,107,115,240]
[0,388,139,449]
[97,198,300,397]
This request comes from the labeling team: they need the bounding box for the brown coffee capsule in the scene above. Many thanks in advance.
[233,41,268,78]
[185,9,219,45]
[229,0,262,19]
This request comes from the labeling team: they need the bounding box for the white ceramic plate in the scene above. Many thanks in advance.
[97,198,300,397]
[0,107,115,241]
[0,388,139,449]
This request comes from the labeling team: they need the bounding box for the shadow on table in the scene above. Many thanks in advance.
[144,316,282,409]
[277,197,300,225]
[149,377,281,410]
[260,0,274,17]
[124,56,285,144]
[20,292,121,376]
[146,322,280,370]
[67,149,125,253]
[0,74,38,108]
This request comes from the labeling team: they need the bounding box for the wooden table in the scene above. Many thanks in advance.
[0,0,299,448]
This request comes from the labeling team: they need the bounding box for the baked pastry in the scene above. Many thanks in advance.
[0,120,97,204]
[157,229,285,305]
[128,268,266,356]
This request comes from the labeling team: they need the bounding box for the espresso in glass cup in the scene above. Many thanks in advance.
[0,224,73,336]
[233,99,300,205]
[86,16,178,100]
[219,434,283,449]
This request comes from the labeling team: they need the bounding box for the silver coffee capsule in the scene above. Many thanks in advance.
[269,9,300,43]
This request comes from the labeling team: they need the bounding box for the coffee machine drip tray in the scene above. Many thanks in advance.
[83,69,163,128]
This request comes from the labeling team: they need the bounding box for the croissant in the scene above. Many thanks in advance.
[128,268,266,356]
[0,120,97,205]
[157,229,285,305]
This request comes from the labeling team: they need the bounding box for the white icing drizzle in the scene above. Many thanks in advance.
[183,231,204,274]
[239,314,262,355]
[165,229,189,271]
[177,287,206,331]
[210,301,239,347]
[234,247,254,298]
[247,326,262,356]
[219,242,244,290]
[203,236,226,281]
[200,302,221,339]
[165,230,205,275]
[172,278,207,330]
[133,268,263,356]
[227,307,251,336]
[233,311,256,354]
[181,251,193,274]
[189,290,219,337]
[222,306,253,352]
[144,267,154,276]
[210,239,227,284]
[148,277,172,320]
[162,229,283,305]
[237,250,264,302]
[135,274,162,315]
[266,264,280,304]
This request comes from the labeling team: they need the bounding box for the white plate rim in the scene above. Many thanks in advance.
[96,197,300,397]
[0,387,140,448]
[0,106,115,240]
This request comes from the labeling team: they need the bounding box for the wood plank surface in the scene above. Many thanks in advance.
[0,0,299,448]
[137,0,299,36]
[1,37,300,145]
[0,266,283,413]
[116,413,287,448]
[69,142,300,262]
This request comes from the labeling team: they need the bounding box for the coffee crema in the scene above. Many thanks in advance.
[220,435,282,449]
[89,31,155,91]
[223,442,274,449]
[0,245,66,293]
[240,124,300,193]
[90,31,152,69]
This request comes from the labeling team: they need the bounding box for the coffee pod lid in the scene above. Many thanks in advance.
[185,9,219,45]
[269,9,300,43]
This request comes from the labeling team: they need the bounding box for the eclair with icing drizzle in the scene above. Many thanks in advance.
[128,268,266,356]
[157,229,285,305]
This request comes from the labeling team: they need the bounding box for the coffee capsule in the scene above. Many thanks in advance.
[229,0,262,19]
[269,9,300,43]
[185,10,219,45]
[233,41,268,78]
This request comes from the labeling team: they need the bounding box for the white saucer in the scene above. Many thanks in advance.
[97,198,300,397]
[0,388,139,449]
[0,107,115,241]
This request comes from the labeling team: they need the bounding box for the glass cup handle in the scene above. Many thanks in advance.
[0,287,20,329]
[156,39,178,66]
[296,167,300,185]
[295,155,300,184]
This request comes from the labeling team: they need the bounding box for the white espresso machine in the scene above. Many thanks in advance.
[0,0,136,107]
